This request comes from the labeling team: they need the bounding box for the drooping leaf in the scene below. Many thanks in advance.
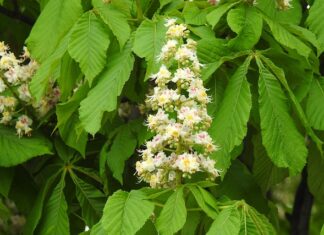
[0,168,14,197]
[102,190,154,235]
[56,84,89,156]
[188,185,218,219]
[209,57,252,174]
[183,2,207,26]
[68,11,110,85]
[30,32,70,101]
[79,39,134,134]
[252,134,288,194]
[263,16,311,58]
[0,126,52,167]
[306,77,324,130]
[156,187,187,235]
[307,143,324,201]
[227,5,262,50]
[70,172,105,226]
[133,18,167,80]
[306,0,324,52]
[93,0,131,48]
[207,204,241,235]
[105,124,137,184]
[26,0,82,62]
[256,58,307,175]
[23,173,60,235]
[38,172,70,235]
[206,2,239,28]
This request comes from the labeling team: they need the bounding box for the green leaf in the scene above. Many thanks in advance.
[256,0,302,25]
[252,134,288,194]
[209,57,252,175]
[260,55,323,153]
[79,39,134,134]
[306,77,324,130]
[102,190,154,235]
[188,185,218,219]
[93,0,131,48]
[183,2,207,26]
[30,32,70,101]
[256,58,307,175]
[156,187,187,235]
[0,126,52,167]
[0,168,14,197]
[227,6,262,50]
[57,84,89,156]
[70,172,105,226]
[23,173,59,235]
[306,0,324,52]
[207,204,241,235]
[26,0,82,62]
[90,220,107,235]
[238,202,276,235]
[68,11,110,85]
[57,53,81,101]
[206,2,239,28]
[181,212,200,235]
[133,18,167,80]
[263,16,311,58]
[38,172,70,235]
[106,124,137,184]
[197,38,231,81]
[307,143,324,201]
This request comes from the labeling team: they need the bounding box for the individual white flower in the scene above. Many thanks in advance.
[4,96,17,109]
[4,67,19,84]
[0,53,18,70]
[0,41,9,56]
[165,18,177,27]
[15,115,33,137]
[18,83,32,102]
[0,78,6,93]
[175,153,200,174]
[166,24,189,39]
[0,111,12,124]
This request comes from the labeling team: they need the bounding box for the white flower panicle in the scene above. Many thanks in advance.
[0,42,60,137]
[136,19,219,188]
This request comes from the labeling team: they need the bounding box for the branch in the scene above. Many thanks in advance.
[0,6,34,26]
[289,167,313,235]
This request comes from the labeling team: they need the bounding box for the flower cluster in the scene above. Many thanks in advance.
[136,19,219,188]
[0,42,60,137]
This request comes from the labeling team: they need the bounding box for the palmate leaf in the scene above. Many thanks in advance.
[306,0,324,52]
[68,11,110,85]
[183,2,207,26]
[70,172,105,226]
[0,126,52,167]
[227,5,262,50]
[306,76,324,130]
[38,172,70,235]
[156,187,187,235]
[209,56,252,175]
[26,0,82,62]
[102,190,154,235]
[133,18,167,80]
[92,0,131,48]
[256,58,307,175]
[79,39,134,135]
[207,201,275,235]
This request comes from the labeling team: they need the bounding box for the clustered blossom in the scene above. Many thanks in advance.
[0,42,60,137]
[136,19,219,188]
